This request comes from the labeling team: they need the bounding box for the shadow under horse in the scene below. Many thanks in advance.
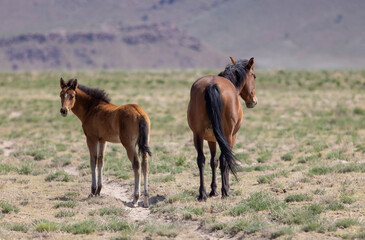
[187,57,257,201]
[59,78,151,208]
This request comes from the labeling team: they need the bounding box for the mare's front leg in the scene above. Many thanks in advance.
[95,141,106,196]
[208,141,219,197]
[194,134,207,201]
[86,137,98,197]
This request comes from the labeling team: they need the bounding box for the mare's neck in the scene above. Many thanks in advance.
[71,89,93,123]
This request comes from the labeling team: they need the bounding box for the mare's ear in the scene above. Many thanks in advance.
[60,78,66,88]
[70,79,78,90]
[229,56,237,65]
[247,57,255,69]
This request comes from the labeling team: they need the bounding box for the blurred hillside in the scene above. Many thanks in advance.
[0,0,364,70]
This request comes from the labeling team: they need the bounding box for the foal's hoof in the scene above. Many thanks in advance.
[132,202,138,208]
[209,190,219,197]
[143,196,149,208]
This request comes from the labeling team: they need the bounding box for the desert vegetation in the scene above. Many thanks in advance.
[0,69,364,239]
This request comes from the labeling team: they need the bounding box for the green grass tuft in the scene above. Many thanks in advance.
[34,220,59,232]
[285,194,312,203]
[61,220,98,234]
[0,200,19,214]
[53,200,77,209]
[45,171,74,182]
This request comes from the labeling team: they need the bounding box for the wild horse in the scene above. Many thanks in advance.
[59,78,151,208]
[187,57,257,201]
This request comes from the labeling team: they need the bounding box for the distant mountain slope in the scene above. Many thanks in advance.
[0,0,364,70]
[0,23,226,71]
[181,0,365,68]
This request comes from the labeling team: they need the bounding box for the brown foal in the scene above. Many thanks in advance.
[59,78,151,208]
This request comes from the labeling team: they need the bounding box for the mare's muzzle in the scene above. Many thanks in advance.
[246,99,257,108]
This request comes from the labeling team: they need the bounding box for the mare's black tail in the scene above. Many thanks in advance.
[205,84,238,178]
[138,117,152,157]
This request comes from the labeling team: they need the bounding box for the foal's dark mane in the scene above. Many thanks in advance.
[218,59,249,88]
[66,79,111,103]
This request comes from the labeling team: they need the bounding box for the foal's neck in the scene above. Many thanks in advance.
[71,89,94,123]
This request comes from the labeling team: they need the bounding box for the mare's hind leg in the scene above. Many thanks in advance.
[208,141,219,197]
[220,134,236,198]
[219,154,229,197]
[194,134,207,201]
[141,152,149,208]
[95,141,106,196]
[125,144,141,208]
[86,137,98,197]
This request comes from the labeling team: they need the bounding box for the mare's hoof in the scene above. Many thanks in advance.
[209,191,219,197]
[198,194,208,202]
[221,193,230,199]
[88,193,95,198]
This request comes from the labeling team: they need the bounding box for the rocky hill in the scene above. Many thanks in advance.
[0,0,364,70]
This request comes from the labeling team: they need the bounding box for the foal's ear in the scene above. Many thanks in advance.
[247,57,255,69]
[60,78,66,88]
[70,79,78,90]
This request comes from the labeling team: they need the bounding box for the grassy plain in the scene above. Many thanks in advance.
[0,69,364,239]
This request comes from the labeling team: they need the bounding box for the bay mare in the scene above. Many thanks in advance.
[59,78,151,208]
[187,57,257,201]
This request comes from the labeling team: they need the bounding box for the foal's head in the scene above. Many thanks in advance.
[59,78,78,117]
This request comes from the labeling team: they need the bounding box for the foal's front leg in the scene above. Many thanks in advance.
[95,141,106,196]
[86,137,98,197]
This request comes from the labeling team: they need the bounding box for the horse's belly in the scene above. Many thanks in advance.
[203,128,216,142]
[106,135,121,143]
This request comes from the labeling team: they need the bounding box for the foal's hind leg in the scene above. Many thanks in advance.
[95,141,106,196]
[194,134,207,201]
[125,145,141,208]
[141,152,149,208]
[208,141,219,197]
[86,137,98,197]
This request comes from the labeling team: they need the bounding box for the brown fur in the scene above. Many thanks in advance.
[187,57,257,201]
[59,78,151,208]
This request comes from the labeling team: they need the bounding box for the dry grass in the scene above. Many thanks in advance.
[0,69,364,239]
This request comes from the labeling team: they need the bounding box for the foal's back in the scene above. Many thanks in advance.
[83,102,150,146]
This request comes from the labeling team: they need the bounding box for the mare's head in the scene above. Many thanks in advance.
[59,78,78,117]
[219,57,257,108]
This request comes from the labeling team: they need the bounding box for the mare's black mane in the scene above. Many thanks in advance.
[218,59,249,88]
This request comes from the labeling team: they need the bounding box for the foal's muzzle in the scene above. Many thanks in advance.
[60,108,68,117]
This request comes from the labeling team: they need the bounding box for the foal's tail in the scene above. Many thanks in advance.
[205,84,238,179]
[138,116,152,157]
